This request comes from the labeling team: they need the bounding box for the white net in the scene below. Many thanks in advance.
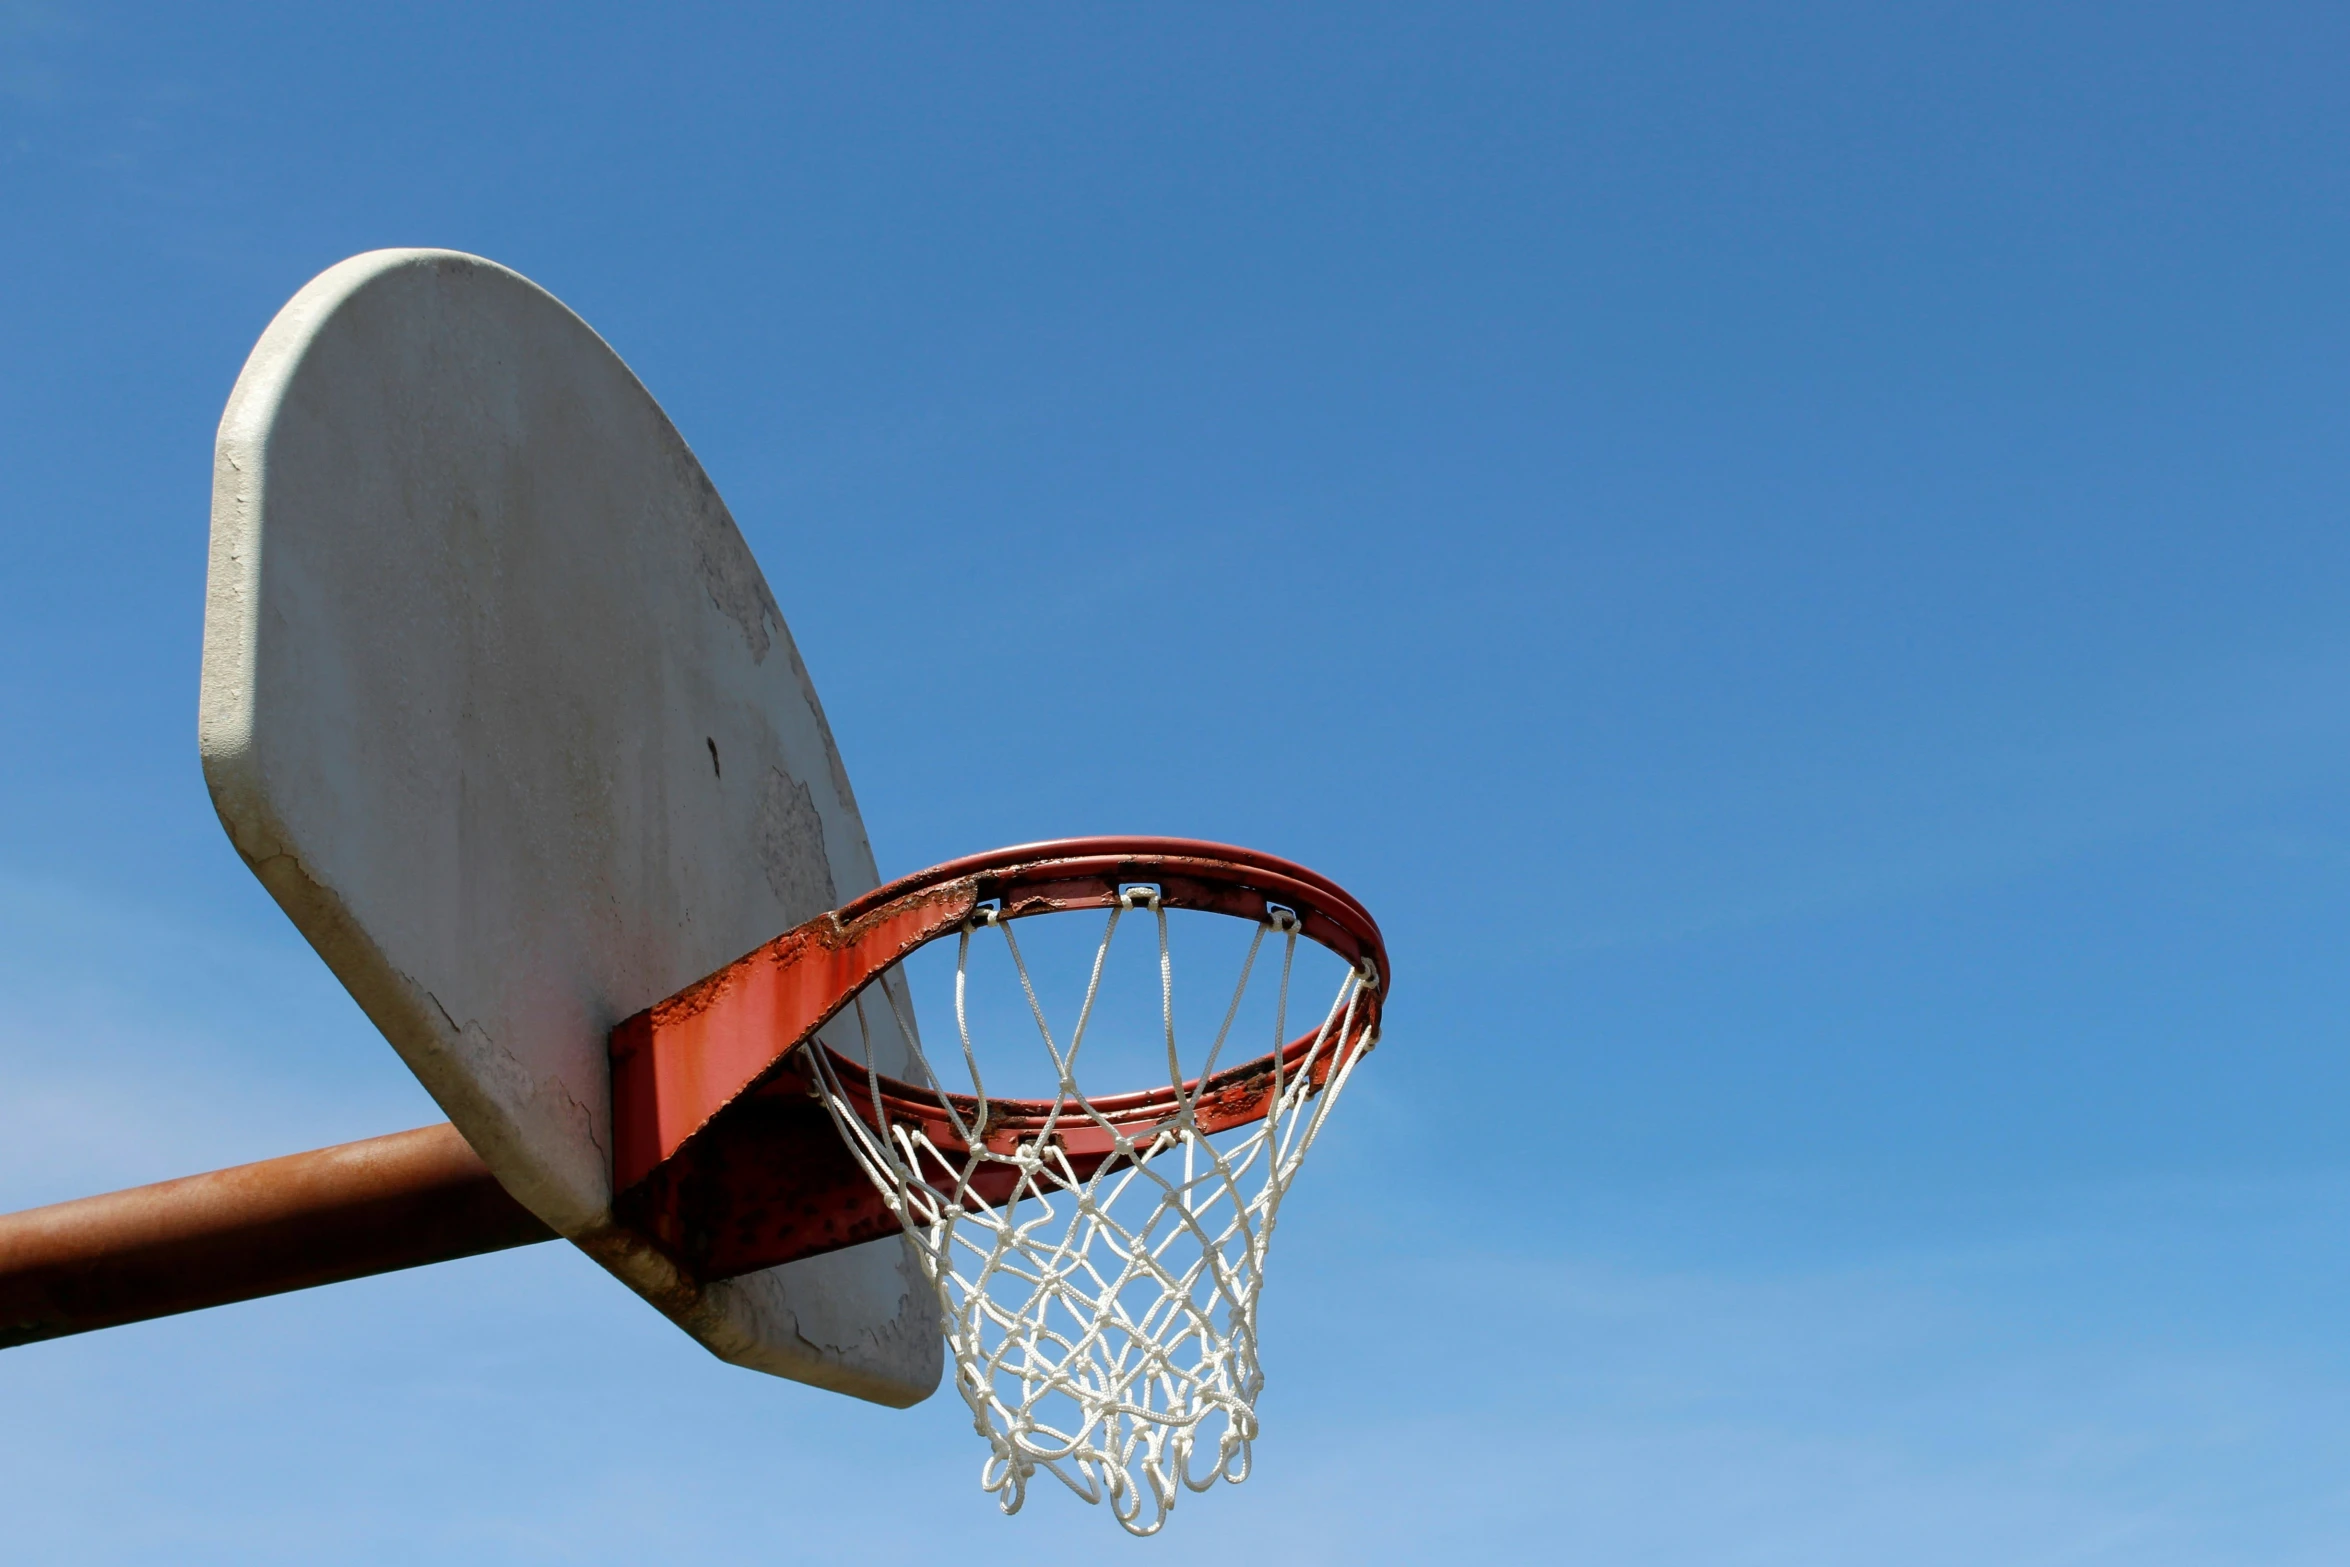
[805,889,1377,1536]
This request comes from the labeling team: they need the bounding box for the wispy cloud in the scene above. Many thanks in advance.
[1210,1174,2350,1564]
[0,868,440,1205]
[1533,637,2350,954]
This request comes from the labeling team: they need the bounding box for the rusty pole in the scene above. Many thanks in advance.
[0,1123,556,1348]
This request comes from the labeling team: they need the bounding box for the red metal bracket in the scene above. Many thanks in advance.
[608,838,1387,1283]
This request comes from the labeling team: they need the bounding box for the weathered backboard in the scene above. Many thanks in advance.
[199,249,940,1406]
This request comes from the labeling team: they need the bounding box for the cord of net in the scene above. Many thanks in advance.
[805,887,1380,1536]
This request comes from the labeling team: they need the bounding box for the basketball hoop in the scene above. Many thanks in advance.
[609,839,1387,1535]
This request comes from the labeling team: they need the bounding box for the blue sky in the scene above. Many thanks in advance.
[7,3,2350,1560]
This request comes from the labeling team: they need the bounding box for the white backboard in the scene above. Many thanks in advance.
[200,249,939,1406]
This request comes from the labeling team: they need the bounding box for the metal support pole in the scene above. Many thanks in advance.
[0,1122,556,1347]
